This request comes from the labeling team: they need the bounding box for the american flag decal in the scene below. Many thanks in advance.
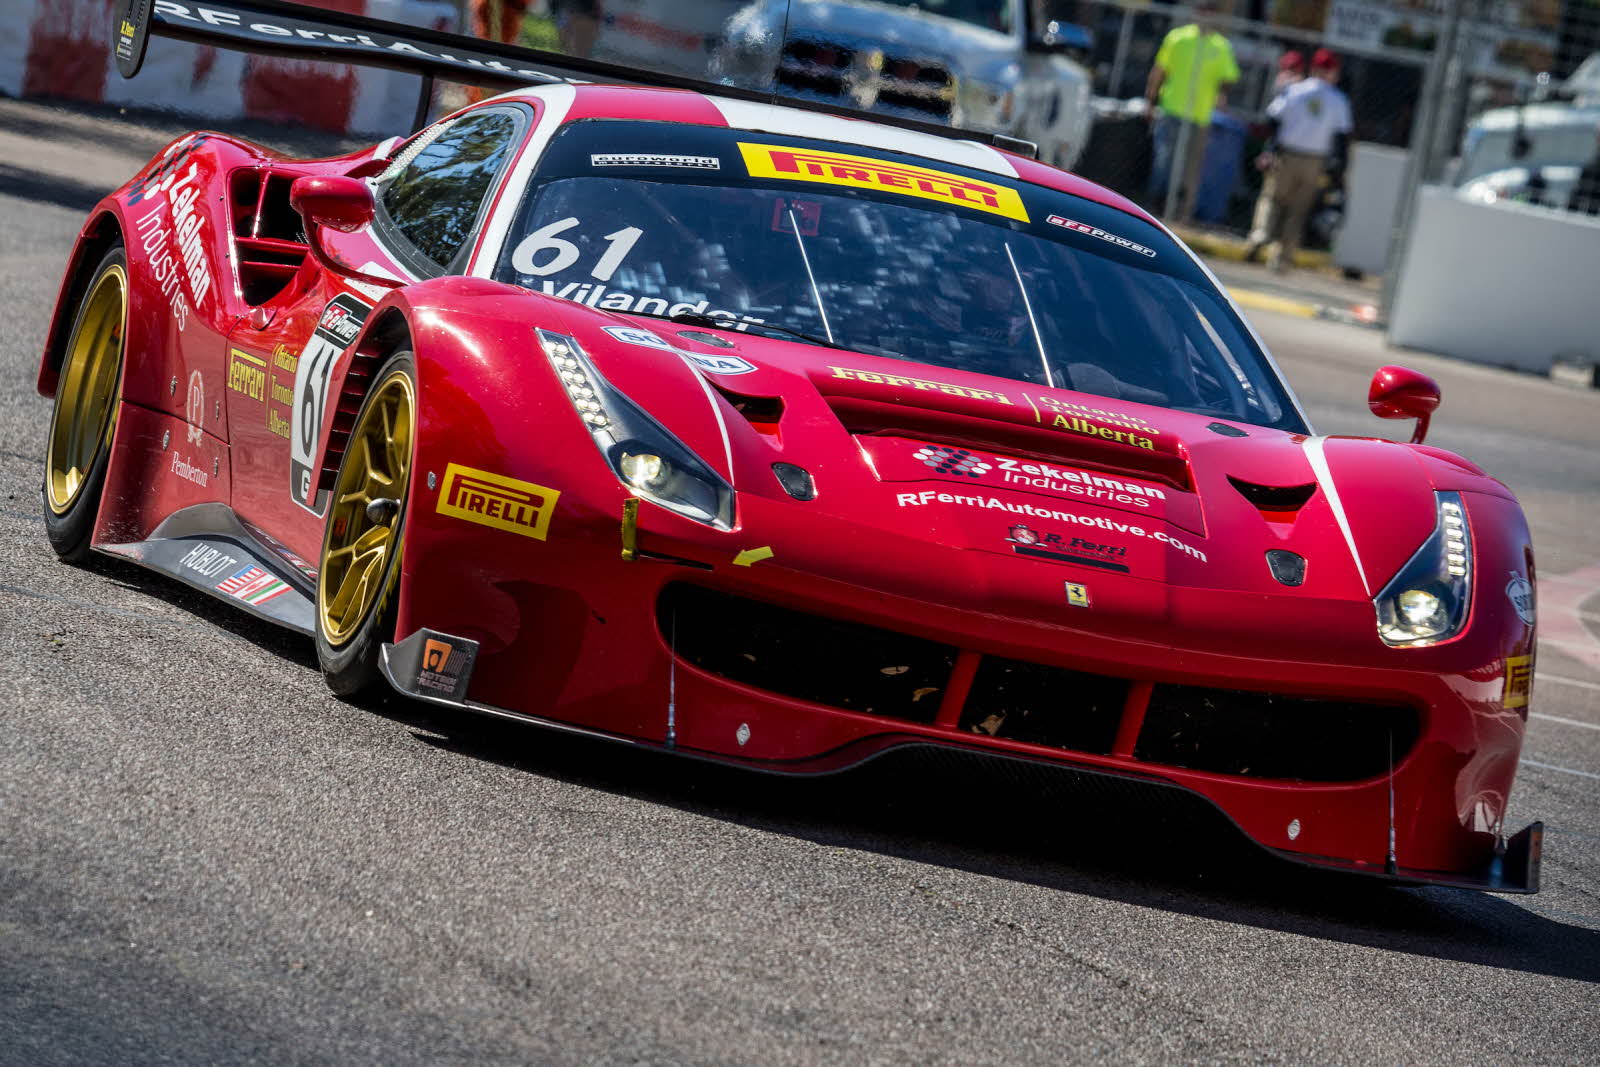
[218,565,290,606]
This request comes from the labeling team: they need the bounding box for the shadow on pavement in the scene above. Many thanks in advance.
[358,692,1600,986]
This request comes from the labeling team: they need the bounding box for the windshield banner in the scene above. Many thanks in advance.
[738,143,1029,223]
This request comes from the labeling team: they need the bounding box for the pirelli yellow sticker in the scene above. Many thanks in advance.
[437,463,560,541]
[1503,654,1533,709]
[738,142,1029,222]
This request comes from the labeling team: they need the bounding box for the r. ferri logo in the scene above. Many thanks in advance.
[738,144,1030,222]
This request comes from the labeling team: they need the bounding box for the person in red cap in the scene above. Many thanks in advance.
[1246,47,1351,271]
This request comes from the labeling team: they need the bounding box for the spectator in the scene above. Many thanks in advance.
[1144,0,1239,224]
[1272,49,1306,94]
[1245,50,1306,258]
[1245,47,1351,272]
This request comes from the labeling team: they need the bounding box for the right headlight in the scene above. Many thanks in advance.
[1374,491,1472,647]
[538,329,734,530]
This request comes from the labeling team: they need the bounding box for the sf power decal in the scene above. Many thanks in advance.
[290,294,371,515]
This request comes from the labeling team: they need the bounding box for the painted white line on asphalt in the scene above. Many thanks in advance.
[1521,758,1600,781]
[1539,673,1600,694]
[1530,712,1600,732]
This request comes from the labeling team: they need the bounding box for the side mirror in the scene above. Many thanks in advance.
[1368,364,1441,444]
[289,175,401,289]
[290,175,375,233]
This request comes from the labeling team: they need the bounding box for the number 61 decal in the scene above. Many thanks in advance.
[289,293,371,516]
[510,217,643,281]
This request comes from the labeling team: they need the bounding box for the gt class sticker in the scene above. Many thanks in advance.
[436,463,560,540]
[289,294,372,515]
[739,143,1030,222]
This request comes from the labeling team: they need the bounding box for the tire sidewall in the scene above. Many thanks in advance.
[315,351,416,696]
[43,244,127,564]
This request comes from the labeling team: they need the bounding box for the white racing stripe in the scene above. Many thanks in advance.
[1301,436,1371,594]
[1530,712,1600,732]
[1540,672,1600,694]
[704,97,1018,176]
[1522,758,1600,781]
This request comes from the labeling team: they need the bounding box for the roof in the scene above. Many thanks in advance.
[505,84,1156,226]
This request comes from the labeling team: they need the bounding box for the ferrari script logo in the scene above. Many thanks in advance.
[436,463,560,540]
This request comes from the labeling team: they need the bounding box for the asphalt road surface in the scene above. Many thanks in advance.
[3,98,1598,1066]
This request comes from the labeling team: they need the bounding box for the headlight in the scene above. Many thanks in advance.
[538,329,734,529]
[1374,492,1472,647]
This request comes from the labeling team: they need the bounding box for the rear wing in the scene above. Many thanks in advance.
[111,0,1039,155]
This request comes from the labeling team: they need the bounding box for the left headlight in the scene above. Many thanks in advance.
[1374,491,1472,647]
[539,329,734,530]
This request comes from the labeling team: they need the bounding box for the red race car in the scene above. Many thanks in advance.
[40,1,1540,890]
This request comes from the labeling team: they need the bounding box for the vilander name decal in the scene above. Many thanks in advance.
[436,463,560,540]
[739,144,1029,222]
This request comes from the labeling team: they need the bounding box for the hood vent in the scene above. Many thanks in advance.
[828,395,1191,491]
[1228,476,1317,513]
[711,383,784,439]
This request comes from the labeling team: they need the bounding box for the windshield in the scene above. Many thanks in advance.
[494,122,1301,431]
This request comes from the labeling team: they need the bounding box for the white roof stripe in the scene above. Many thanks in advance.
[704,96,1018,177]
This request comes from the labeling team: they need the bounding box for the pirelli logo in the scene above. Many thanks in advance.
[1503,654,1533,710]
[738,143,1029,222]
[436,463,560,540]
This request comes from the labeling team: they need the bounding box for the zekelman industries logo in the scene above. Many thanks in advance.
[436,463,561,540]
[739,143,1030,222]
[909,443,1165,508]
[912,446,992,478]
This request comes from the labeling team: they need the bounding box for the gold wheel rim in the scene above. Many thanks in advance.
[318,367,414,647]
[46,264,126,515]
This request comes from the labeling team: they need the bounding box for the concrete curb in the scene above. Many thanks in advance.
[1171,225,1334,270]
[1228,286,1384,330]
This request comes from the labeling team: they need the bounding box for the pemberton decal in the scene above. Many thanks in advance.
[290,294,371,516]
[1047,215,1157,258]
[591,153,720,170]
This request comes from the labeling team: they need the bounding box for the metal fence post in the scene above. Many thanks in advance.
[1380,0,1466,324]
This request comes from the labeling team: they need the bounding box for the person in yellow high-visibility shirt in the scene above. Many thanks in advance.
[1144,1,1239,224]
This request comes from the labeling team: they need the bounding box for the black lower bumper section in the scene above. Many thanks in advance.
[1269,821,1543,894]
[379,628,1541,895]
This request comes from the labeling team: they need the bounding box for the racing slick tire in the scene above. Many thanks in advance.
[43,244,127,564]
[315,351,416,696]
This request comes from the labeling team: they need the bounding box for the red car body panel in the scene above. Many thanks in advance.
[38,83,1540,890]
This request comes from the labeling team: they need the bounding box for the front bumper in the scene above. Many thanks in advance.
[380,626,1539,894]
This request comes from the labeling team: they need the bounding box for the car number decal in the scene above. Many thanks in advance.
[290,293,371,516]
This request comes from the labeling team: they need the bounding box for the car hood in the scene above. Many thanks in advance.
[566,308,1505,608]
